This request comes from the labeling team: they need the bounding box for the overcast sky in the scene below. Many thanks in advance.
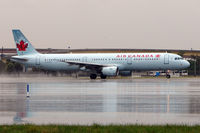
[0,0,200,50]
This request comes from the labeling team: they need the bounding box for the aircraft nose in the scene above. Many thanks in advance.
[184,60,190,68]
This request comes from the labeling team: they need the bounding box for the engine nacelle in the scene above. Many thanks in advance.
[101,66,118,76]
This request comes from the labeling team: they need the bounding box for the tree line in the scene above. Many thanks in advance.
[0,59,23,73]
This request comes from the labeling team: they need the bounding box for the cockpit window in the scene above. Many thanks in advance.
[175,57,183,60]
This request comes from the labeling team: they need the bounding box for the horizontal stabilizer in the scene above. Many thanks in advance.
[11,56,28,62]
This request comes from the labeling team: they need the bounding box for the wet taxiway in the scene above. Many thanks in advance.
[0,76,200,125]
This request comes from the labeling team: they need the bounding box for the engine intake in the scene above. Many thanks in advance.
[101,66,118,76]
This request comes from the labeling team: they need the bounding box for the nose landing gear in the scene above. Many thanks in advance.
[166,73,171,79]
[166,70,171,79]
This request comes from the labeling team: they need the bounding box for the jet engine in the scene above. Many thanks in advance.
[101,66,118,76]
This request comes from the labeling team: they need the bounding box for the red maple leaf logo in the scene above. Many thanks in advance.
[155,54,161,58]
[16,40,28,51]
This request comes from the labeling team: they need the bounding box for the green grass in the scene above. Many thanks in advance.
[0,124,200,133]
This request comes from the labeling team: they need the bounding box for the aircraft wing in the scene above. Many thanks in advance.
[63,60,112,70]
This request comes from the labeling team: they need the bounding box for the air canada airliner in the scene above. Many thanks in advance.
[11,30,190,79]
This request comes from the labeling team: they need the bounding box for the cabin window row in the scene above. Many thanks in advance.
[45,58,81,62]
[45,58,160,62]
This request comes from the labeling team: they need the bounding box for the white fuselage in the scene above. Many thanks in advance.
[12,53,190,72]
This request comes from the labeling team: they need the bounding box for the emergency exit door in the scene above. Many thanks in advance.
[127,57,132,65]
[82,57,87,62]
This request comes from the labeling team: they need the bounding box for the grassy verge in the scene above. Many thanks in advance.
[0,124,200,133]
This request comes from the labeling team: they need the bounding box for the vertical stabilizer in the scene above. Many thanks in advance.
[12,30,39,56]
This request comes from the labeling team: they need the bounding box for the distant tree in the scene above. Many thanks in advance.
[197,56,200,75]
[191,55,196,60]
[188,55,200,75]
[0,61,6,73]
[14,63,23,72]
[6,62,15,72]
[4,59,23,73]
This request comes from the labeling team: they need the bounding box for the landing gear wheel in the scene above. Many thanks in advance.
[100,74,107,79]
[166,74,171,79]
[90,74,97,79]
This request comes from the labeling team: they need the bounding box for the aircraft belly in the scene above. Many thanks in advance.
[41,62,79,71]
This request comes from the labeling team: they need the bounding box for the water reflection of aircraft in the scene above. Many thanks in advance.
[11,30,190,79]
[13,98,30,124]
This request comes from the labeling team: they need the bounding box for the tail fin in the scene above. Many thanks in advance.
[12,30,39,56]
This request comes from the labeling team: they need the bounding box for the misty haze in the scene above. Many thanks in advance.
[0,0,200,50]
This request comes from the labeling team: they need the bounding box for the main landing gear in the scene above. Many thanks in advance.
[90,74,107,79]
[166,74,171,79]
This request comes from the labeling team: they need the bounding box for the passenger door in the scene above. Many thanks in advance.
[164,54,169,64]
[35,55,40,65]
